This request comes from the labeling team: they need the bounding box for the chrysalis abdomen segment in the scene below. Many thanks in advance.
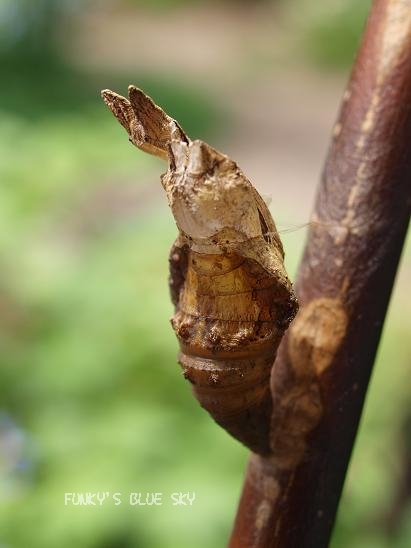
[171,247,292,455]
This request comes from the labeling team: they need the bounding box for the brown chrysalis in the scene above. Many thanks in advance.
[101,86,298,455]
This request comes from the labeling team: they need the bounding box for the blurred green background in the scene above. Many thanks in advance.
[1,0,410,547]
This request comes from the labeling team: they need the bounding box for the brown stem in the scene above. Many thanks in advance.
[229,0,411,546]
[383,404,411,535]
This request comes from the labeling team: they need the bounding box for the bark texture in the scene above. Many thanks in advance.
[230,0,411,546]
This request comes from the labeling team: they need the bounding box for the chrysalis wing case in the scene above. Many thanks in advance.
[102,86,298,455]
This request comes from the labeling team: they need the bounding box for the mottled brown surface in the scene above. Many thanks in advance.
[230,0,411,546]
[102,86,297,456]
[173,247,296,455]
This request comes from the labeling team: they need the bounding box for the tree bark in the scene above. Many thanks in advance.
[229,0,411,546]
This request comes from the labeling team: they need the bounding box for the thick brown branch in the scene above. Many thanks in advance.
[230,0,411,546]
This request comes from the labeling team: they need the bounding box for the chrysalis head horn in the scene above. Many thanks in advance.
[101,86,187,161]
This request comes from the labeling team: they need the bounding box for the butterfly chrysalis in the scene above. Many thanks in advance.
[102,86,298,455]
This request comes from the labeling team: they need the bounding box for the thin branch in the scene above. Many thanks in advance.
[230,0,411,546]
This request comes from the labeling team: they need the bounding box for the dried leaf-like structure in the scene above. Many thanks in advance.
[102,86,298,455]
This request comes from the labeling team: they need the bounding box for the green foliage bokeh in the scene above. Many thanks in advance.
[1,2,411,547]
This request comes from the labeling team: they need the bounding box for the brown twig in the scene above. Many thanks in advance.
[229,0,411,546]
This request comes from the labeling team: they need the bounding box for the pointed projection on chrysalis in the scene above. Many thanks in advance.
[102,86,298,455]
